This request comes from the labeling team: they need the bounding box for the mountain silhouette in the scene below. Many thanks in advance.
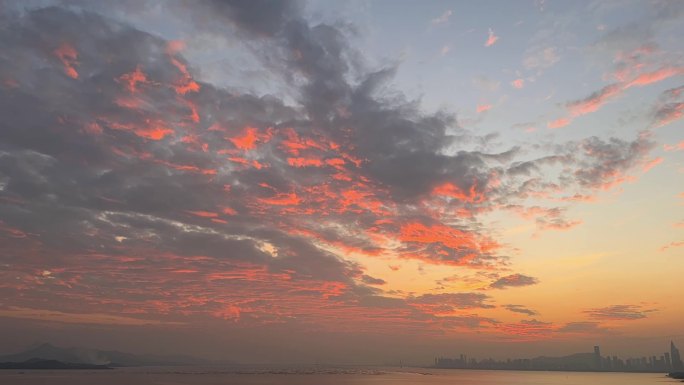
[0,343,212,367]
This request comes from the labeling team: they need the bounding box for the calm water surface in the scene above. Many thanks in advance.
[0,367,679,385]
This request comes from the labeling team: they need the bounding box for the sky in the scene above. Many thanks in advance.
[0,0,682,365]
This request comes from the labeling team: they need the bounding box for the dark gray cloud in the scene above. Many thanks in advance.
[504,304,538,316]
[570,134,654,190]
[489,274,539,290]
[583,305,657,321]
[651,85,684,127]
[556,321,610,334]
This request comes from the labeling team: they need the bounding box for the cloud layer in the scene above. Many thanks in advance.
[0,1,676,352]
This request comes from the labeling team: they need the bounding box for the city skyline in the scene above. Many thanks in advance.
[0,0,682,365]
[435,341,684,373]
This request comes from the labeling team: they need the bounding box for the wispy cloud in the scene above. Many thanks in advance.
[477,104,492,113]
[0,307,184,326]
[504,304,538,316]
[511,79,525,89]
[485,28,499,47]
[583,304,657,321]
[431,9,452,25]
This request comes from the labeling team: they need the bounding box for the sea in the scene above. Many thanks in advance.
[0,366,679,385]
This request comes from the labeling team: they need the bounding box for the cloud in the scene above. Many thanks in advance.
[642,157,663,172]
[547,117,571,129]
[489,274,539,289]
[583,304,657,321]
[660,241,684,252]
[476,104,492,113]
[550,50,683,127]
[570,134,654,190]
[498,319,553,338]
[0,1,667,340]
[485,28,499,47]
[509,206,582,232]
[409,293,495,313]
[0,306,184,326]
[0,4,529,334]
[503,304,538,316]
[652,86,684,127]
[556,321,611,334]
[361,275,386,285]
[511,79,524,89]
[663,140,684,151]
[624,67,684,88]
[566,84,623,117]
[431,10,452,25]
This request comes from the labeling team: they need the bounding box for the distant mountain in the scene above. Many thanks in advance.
[0,358,111,370]
[0,343,212,367]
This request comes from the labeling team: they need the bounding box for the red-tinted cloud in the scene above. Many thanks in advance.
[53,43,79,79]
[485,28,499,47]
[477,104,492,113]
[511,79,525,89]
[547,117,571,129]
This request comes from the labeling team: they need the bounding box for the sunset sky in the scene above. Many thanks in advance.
[0,0,682,364]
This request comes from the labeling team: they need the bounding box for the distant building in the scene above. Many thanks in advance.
[434,343,683,373]
[672,341,683,370]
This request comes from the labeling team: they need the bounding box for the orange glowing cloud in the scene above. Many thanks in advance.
[664,141,684,151]
[183,100,200,123]
[117,66,150,93]
[477,104,492,113]
[432,182,485,203]
[485,28,499,47]
[166,40,186,55]
[547,117,571,129]
[625,67,684,88]
[221,207,238,216]
[567,84,622,117]
[228,156,266,169]
[186,210,219,218]
[104,119,174,140]
[642,157,663,172]
[287,157,324,167]
[167,42,200,95]
[258,192,301,206]
[511,79,524,89]
[53,43,79,79]
[152,159,216,175]
[400,222,496,255]
[560,66,683,124]
[229,126,273,150]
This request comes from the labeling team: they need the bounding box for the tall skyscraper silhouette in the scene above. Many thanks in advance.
[672,341,683,370]
[594,346,602,370]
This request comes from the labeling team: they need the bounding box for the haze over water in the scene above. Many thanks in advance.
[0,368,680,385]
